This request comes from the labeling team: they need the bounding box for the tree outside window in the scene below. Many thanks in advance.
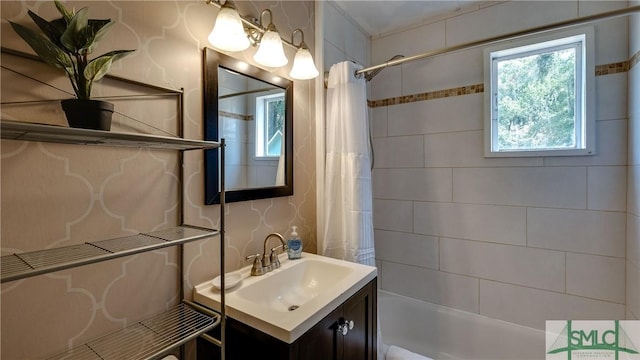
[484,28,594,157]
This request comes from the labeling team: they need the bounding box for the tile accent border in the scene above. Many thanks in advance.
[368,84,484,108]
[369,56,638,108]
[219,111,253,121]
[595,61,629,76]
[630,49,640,71]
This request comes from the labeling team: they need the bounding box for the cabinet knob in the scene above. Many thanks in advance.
[337,319,355,336]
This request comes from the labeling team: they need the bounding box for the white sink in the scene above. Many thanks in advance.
[193,252,377,343]
[235,258,355,312]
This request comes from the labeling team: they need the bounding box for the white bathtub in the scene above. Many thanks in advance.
[378,291,546,360]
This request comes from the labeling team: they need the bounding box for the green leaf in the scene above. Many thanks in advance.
[26,10,63,45]
[84,49,134,81]
[9,21,73,70]
[60,7,88,53]
[54,0,73,23]
[49,18,69,45]
[82,20,113,54]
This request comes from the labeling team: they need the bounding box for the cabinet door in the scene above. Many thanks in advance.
[343,279,377,360]
[297,306,343,360]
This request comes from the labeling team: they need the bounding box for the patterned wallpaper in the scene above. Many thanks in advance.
[0,1,316,359]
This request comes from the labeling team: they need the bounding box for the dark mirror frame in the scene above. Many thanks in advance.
[203,48,293,204]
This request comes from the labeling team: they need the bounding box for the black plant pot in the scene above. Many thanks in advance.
[61,99,114,131]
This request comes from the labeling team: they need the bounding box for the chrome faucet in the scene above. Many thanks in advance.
[262,233,287,272]
[245,233,288,276]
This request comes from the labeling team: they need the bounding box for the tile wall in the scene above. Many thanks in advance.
[629,0,640,321]
[370,0,632,330]
[322,2,370,80]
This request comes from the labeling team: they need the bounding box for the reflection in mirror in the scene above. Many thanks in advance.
[204,48,293,204]
[219,69,284,189]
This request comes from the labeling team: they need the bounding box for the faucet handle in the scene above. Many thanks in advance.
[246,254,265,276]
[270,245,286,269]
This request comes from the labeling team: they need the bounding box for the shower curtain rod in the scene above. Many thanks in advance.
[356,5,640,81]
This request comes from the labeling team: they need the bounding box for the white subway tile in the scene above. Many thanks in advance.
[323,40,345,73]
[480,280,625,330]
[380,261,479,313]
[372,21,445,64]
[578,0,628,68]
[413,202,526,246]
[373,199,413,232]
[345,19,369,67]
[373,168,452,202]
[424,130,542,168]
[374,229,439,270]
[578,0,627,16]
[453,167,587,209]
[544,119,627,167]
[225,165,247,189]
[595,73,627,121]
[633,11,640,57]
[370,66,402,100]
[527,208,626,257]
[440,238,565,292]
[627,261,640,319]
[630,113,640,166]
[223,140,245,165]
[403,48,484,95]
[370,106,388,138]
[566,253,625,303]
[587,166,627,211]
[324,3,347,53]
[372,136,424,168]
[591,17,629,65]
[445,1,577,47]
[250,165,277,187]
[388,94,484,136]
[629,165,640,215]
[628,213,640,267]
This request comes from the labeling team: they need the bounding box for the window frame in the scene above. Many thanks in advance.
[483,27,595,157]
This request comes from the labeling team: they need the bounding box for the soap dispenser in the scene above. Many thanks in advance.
[287,226,302,259]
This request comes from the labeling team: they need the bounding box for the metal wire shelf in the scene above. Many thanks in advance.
[47,302,220,360]
[1,120,220,150]
[1,48,227,358]
[1,225,219,283]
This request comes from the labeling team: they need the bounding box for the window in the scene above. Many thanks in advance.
[484,27,595,157]
[255,93,285,159]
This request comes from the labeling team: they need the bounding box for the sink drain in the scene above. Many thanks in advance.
[288,305,299,312]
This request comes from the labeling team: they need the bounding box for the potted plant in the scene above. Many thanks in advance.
[9,0,135,130]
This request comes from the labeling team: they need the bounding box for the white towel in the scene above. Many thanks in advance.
[385,345,432,360]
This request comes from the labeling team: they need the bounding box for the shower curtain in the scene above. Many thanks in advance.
[322,61,375,266]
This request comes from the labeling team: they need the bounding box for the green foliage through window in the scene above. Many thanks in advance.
[485,30,594,157]
[496,47,577,150]
[266,98,284,156]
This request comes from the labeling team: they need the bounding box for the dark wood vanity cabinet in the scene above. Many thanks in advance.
[197,278,377,360]
[298,277,377,360]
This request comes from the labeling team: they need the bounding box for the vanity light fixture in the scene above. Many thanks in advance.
[205,0,319,79]
[289,29,319,80]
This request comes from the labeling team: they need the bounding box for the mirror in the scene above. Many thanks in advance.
[204,48,293,204]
